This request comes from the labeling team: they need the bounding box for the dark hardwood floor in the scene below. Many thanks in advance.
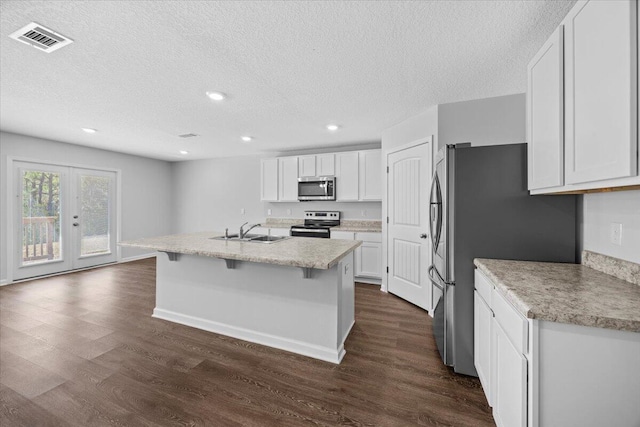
[0,258,494,426]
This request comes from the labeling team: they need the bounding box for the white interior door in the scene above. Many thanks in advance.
[387,142,432,310]
[13,161,117,281]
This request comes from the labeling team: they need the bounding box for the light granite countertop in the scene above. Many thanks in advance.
[264,218,382,233]
[474,258,640,333]
[120,232,361,270]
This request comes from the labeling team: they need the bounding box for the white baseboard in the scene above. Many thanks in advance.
[356,277,382,286]
[120,253,157,263]
[0,279,9,287]
[153,307,346,364]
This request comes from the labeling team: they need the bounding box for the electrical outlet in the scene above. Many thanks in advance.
[610,222,623,246]
[267,209,272,216]
[240,208,245,215]
[361,210,366,217]
[286,209,292,215]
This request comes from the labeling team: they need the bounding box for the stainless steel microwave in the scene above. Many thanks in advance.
[297,177,336,201]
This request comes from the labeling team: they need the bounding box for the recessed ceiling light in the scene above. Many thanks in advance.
[179,150,189,155]
[241,136,253,142]
[326,124,339,131]
[82,128,97,134]
[206,91,226,101]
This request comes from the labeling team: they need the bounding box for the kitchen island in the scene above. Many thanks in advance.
[120,232,361,363]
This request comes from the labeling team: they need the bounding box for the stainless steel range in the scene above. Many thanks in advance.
[290,211,341,238]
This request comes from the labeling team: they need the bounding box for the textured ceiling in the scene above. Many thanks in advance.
[0,0,576,161]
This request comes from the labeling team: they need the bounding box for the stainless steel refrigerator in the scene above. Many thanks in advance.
[428,143,576,377]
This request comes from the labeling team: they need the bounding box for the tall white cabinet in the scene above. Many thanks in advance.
[527,26,564,190]
[564,0,638,184]
[527,0,639,194]
[260,158,279,201]
[335,152,360,201]
[278,156,299,202]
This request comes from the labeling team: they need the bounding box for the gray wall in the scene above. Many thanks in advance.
[438,93,526,148]
[170,153,383,235]
[0,131,173,283]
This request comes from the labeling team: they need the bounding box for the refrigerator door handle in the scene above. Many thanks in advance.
[427,265,444,291]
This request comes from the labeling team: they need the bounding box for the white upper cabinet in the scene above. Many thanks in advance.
[260,158,279,201]
[278,156,299,202]
[336,152,360,201]
[298,154,335,177]
[261,150,380,202]
[564,0,638,184]
[527,26,564,190]
[527,0,639,194]
[316,153,335,176]
[298,155,317,177]
[358,150,382,201]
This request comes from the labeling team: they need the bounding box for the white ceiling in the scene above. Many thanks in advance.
[0,0,575,161]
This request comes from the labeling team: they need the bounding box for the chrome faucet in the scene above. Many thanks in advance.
[239,222,261,239]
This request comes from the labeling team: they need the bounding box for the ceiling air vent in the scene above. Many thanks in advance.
[178,133,199,138]
[9,22,73,53]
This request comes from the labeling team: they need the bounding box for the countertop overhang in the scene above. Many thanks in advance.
[119,232,361,270]
[474,258,640,333]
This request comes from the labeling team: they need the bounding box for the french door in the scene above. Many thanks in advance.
[13,161,117,281]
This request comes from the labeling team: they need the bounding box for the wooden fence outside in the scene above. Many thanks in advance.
[23,216,56,261]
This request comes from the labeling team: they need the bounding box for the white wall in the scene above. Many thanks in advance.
[380,105,439,292]
[0,131,173,283]
[170,156,265,233]
[438,93,526,148]
[582,190,640,264]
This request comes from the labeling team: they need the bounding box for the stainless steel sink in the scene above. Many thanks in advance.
[210,234,290,244]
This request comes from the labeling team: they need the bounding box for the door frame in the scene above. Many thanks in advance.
[382,136,433,298]
[5,156,122,284]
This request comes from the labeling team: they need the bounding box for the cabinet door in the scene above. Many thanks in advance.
[336,152,359,201]
[527,26,564,190]
[565,0,638,184]
[278,157,299,202]
[358,150,382,201]
[316,153,335,176]
[355,241,382,279]
[299,155,317,177]
[493,320,527,427]
[261,158,278,201]
[330,231,355,240]
[474,292,493,406]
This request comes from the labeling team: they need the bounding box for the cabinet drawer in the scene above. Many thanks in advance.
[492,290,528,354]
[474,269,493,307]
[354,232,381,243]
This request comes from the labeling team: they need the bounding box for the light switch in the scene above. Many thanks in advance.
[267,209,272,216]
[240,208,245,215]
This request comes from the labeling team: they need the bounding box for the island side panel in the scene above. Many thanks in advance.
[337,252,355,347]
[153,253,348,363]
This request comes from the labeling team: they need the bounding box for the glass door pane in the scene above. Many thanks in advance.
[21,170,62,265]
[72,168,117,269]
[79,174,111,256]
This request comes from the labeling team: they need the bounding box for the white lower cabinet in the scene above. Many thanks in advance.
[493,320,527,427]
[331,231,381,284]
[354,232,382,279]
[474,291,493,406]
[474,270,527,427]
[475,268,640,427]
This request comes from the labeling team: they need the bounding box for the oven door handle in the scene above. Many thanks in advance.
[428,265,444,291]
[291,228,327,233]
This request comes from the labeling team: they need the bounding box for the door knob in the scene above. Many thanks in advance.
[420,233,428,239]
[73,222,79,227]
